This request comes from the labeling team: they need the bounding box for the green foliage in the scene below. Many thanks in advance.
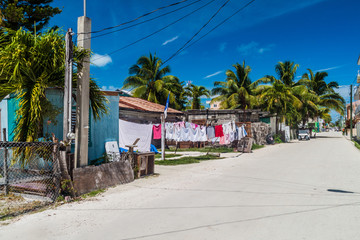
[274,134,283,143]
[0,0,62,33]
[184,84,210,109]
[155,153,181,159]
[251,144,264,150]
[0,29,108,150]
[155,155,222,165]
[81,189,106,199]
[89,153,110,166]
[122,53,185,110]
[212,61,256,110]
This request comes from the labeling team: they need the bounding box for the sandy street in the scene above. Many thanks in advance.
[1,131,360,240]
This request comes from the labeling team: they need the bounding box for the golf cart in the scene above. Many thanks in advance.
[298,129,310,141]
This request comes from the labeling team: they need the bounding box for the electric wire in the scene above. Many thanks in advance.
[91,0,217,62]
[162,0,230,66]
[163,0,256,64]
[78,0,191,35]
[78,0,202,43]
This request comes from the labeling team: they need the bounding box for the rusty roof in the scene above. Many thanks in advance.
[119,96,183,114]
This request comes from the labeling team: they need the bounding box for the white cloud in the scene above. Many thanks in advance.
[237,42,274,56]
[204,71,223,79]
[162,36,179,46]
[91,53,112,67]
[315,65,343,72]
[219,42,227,52]
[101,85,118,91]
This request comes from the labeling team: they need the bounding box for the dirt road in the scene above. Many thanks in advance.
[1,131,360,240]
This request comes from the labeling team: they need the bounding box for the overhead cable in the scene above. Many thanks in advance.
[91,0,216,62]
[166,0,256,63]
[162,0,230,65]
[78,0,203,42]
[78,0,191,35]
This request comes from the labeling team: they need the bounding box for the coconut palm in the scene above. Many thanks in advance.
[0,29,108,142]
[184,84,210,109]
[300,69,345,115]
[254,75,303,133]
[122,53,183,109]
[212,61,256,110]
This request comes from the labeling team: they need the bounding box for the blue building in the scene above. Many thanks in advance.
[0,88,120,164]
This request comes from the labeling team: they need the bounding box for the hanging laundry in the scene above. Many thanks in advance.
[119,119,152,152]
[215,125,224,137]
[199,126,208,142]
[165,123,174,140]
[206,126,215,139]
[153,124,161,139]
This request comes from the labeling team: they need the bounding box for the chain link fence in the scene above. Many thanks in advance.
[0,142,61,201]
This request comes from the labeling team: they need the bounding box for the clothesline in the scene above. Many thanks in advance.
[163,121,247,144]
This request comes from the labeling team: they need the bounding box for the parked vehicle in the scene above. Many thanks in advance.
[298,129,310,140]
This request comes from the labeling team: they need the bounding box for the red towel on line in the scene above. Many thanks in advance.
[215,125,224,137]
[153,124,162,139]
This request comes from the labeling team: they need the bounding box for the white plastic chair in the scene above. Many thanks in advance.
[105,141,121,162]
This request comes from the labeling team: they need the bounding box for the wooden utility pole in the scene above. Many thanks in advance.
[63,28,73,150]
[75,3,91,168]
[350,84,353,140]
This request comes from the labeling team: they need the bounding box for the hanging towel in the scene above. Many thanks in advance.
[119,119,152,152]
[206,126,215,139]
[153,124,162,139]
[215,125,224,137]
[199,126,208,142]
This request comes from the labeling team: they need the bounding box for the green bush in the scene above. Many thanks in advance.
[274,134,283,143]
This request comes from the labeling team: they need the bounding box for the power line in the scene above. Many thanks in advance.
[78,0,203,43]
[165,0,256,63]
[162,0,230,66]
[78,0,191,35]
[91,0,217,62]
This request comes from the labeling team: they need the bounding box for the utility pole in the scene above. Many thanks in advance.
[161,114,165,161]
[63,28,74,151]
[75,1,91,167]
[350,84,353,140]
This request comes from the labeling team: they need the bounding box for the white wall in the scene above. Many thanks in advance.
[0,99,8,141]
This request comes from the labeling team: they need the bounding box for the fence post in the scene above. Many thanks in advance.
[2,128,8,195]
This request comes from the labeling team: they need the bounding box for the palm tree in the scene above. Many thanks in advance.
[276,61,299,86]
[0,29,108,142]
[255,77,302,133]
[300,69,345,115]
[212,61,256,110]
[184,84,210,109]
[122,53,183,109]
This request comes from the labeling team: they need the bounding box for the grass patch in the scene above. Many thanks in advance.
[155,153,182,159]
[81,189,106,199]
[166,147,234,153]
[352,140,360,150]
[155,154,222,165]
[252,144,264,150]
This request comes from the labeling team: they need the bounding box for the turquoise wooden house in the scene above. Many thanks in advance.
[0,88,120,164]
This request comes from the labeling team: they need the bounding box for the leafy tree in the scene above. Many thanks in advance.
[254,76,302,133]
[123,53,183,109]
[184,84,210,109]
[212,61,256,110]
[0,0,62,33]
[275,61,299,86]
[0,29,108,142]
[300,69,345,115]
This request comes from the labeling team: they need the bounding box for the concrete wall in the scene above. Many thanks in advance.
[73,160,134,196]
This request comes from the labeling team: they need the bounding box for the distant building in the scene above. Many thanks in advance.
[209,100,221,110]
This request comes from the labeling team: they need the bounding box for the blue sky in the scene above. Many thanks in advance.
[49,0,360,120]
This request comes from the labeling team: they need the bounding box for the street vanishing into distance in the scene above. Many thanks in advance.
[1,131,360,240]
